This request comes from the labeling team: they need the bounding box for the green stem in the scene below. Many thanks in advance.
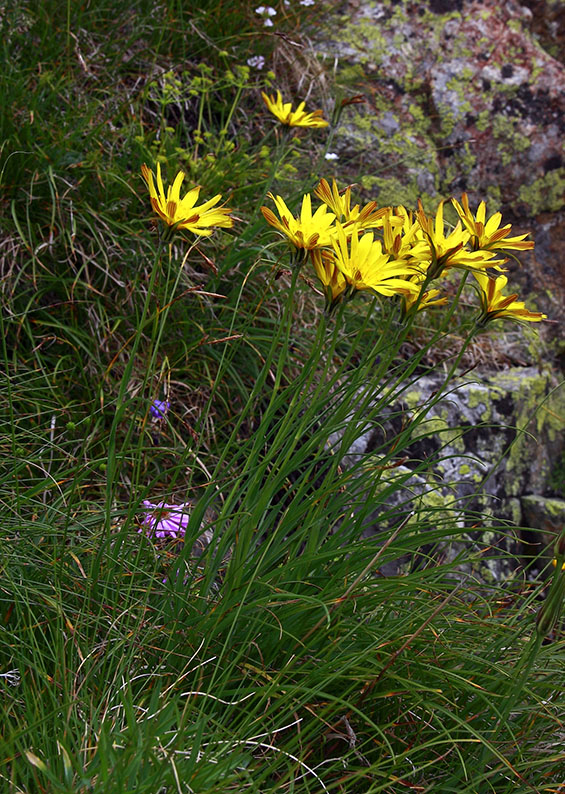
[103,241,163,533]
[126,239,198,501]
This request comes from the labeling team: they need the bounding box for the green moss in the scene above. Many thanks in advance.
[542,497,565,518]
[497,370,565,494]
[334,17,388,66]
[475,110,491,132]
[337,63,368,86]
[486,185,502,206]
[360,175,437,211]
[403,390,421,409]
[466,384,504,420]
[507,19,523,33]
[530,62,544,81]
[417,417,465,451]
[408,103,426,124]
[518,169,565,215]
[453,45,473,59]
[360,176,407,207]
[491,115,531,167]
[420,489,447,509]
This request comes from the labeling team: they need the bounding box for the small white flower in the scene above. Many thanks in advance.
[247,55,266,69]
[264,18,274,26]
[300,0,315,5]
[325,152,339,161]
[255,5,276,15]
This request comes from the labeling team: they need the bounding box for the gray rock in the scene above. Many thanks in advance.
[521,494,565,572]
[335,366,564,582]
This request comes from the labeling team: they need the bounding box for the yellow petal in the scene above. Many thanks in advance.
[156,162,166,203]
[169,170,185,205]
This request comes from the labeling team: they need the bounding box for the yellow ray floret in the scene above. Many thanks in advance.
[313,178,386,229]
[415,199,501,276]
[473,271,547,324]
[261,192,336,250]
[310,248,347,304]
[141,163,233,236]
[382,207,428,262]
[332,224,420,296]
[314,178,355,220]
[452,193,535,252]
[261,90,329,128]
[402,273,447,313]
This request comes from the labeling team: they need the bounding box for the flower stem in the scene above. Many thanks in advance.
[103,241,164,532]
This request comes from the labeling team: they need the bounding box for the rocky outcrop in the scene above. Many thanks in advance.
[337,365,564,581]
[314,0,564,326]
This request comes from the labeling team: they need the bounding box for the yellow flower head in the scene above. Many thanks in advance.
[314,178,355,220]
[261,90,329,128]
[141,163,233,236]
[452,193,535,253]
[402,273,448,313]
[382,206,428,261]
[415,199,501,277]
[331,224,420,296]
[310,248,347,312]
[313,178,386,229]
[261,192,336,252]
[473,271,547,324]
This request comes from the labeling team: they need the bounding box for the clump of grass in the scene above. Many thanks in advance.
[1,1,563,792]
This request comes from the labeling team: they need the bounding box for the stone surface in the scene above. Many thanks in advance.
[521,494,565,571]
[522,0,565,64]
[313,0,565,326]
[336,365,565,581]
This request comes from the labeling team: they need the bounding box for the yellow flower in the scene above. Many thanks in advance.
[261,90,329,128]
[314,178,355,220]
[452,193,535,253]
[141,163,233,236]
[552,559,565,572]
[310,249,347,312]
[415,199,501,278]
[402,278,447,314]
[382,206,428,261]
[313,178,386,229]
[473,271,547,324]
[261,192,336,252]
[331,224,420,296]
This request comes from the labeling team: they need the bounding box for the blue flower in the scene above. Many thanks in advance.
[150,399,170,419]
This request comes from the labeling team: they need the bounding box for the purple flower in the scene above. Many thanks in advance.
[141,501,192,539]
[150,399,170,419]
